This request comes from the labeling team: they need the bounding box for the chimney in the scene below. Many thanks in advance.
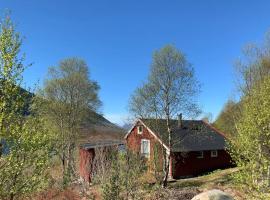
[178,113,182,128]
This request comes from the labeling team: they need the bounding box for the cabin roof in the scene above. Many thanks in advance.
[129,118,227,152]
[80,140,124,150]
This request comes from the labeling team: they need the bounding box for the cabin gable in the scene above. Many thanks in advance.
[126,121,162,162]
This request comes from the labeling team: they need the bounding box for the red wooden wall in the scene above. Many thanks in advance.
[172,150,233,178]
[79,148,95,182]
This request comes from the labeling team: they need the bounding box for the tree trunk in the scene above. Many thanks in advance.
[162,161,169,187]
[162,114,172,188]
[62,152,66,180]
[9,193,14,200]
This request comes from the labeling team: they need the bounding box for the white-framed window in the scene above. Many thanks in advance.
[137,125,143,134]
[211,150,218,157]
[197,151,204,159]
[141,139,150,158]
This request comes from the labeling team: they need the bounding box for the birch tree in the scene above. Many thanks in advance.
[0,15,53,200]
[129,45,200,187]
[230,76,270,199]
[214,100,242,138]
[229,32,270,199]
[41,58,101,186]
[234,32,270,95]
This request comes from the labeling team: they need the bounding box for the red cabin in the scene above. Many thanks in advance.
[125,117,233,178]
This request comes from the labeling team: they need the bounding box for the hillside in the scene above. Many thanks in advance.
[79,110,125,144]
[9,85,125,144]
[165,168,244,199]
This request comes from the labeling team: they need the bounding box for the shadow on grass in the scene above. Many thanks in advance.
[168,168,238,189]
[170,180,205,188]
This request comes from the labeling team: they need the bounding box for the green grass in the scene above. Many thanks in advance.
[168,167,238,189]
[167,168,247,199]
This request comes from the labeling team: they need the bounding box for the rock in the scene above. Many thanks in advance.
[191,189,234,200]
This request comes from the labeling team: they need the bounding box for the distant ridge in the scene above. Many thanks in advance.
[122,123,133,131]
[79,110,125,144]
[1,84,125,144]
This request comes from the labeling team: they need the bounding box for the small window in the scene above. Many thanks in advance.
[141,139,150,158]
[211,150,218,157]
[197,151,204,159]
[137,125,143,134]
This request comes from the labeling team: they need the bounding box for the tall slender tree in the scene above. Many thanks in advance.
[228,31,270,198]
[41,58,101,185]
[129,45,200,187]
[234,32,270,95]
[230,76,270,199]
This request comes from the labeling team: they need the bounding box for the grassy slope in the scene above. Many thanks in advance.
[167,167,245,199]
[36,168,245,200]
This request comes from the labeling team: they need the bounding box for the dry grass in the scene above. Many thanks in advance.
[167,167,245,200]
[32,165,245,200]
[85,167,245,200]
[169,168,238,188]
[30,188,81,200]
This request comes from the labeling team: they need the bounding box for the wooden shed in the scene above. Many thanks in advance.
[79,140,124,182]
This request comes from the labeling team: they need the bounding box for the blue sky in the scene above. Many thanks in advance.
[1,0,270,125]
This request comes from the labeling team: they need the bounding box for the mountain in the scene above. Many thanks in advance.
[79,110,125,144]
[122,123,133,131]
[1,83,125,144]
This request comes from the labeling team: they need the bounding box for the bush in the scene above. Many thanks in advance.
[229,77,270,199]
[101,150,146,200]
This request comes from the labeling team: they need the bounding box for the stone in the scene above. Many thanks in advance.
[191,189,234,200]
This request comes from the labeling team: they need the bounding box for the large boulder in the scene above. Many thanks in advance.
[191,189,234,200]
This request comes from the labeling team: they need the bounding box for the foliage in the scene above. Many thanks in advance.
[152,143,163,184]
[213,100,242,138]
[0,15,53,200]
[216,32,270,139]
[129,45,201,187]
[101,150,146,200]
[121,150,146,199]
[229,77,270,199]
[129,45,201,119]
[102,152,121,200]
[40,58,101,186]
[91,147,111,184]
[234,32,270,95]
[223,31,270,199]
